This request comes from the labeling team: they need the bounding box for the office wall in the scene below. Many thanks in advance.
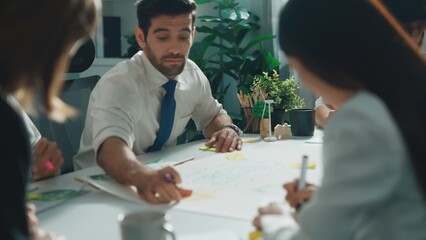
[102,0,138,57]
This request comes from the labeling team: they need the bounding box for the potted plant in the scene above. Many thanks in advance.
[237,70,304,132]
[190,0,280,110]
[174,0,280,142]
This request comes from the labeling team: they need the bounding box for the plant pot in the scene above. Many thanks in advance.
[271,109,290,131]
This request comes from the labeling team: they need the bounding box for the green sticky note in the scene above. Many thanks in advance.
[146,158,163,165]
[27,189,78,201]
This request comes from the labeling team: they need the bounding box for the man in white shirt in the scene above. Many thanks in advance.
[74,0,243,204]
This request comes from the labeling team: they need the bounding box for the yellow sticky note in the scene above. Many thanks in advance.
[288,161,317,169]
[199,146,217,152]
[225,152,246,160]
[249,230,263,240]
[26,192,42,200]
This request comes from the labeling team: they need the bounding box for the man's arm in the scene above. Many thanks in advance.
[314,97,335,128]
[203,113,242,152]
[315,104,335,128]
[97,137,192,204]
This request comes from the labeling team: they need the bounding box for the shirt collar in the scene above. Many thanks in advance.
[140,51,182,90]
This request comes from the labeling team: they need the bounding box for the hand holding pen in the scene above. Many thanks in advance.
[283,155,316,210]
[163,171,193,198]
[283,180,316,209]
[132,165,193,204]
[32,138,64,181]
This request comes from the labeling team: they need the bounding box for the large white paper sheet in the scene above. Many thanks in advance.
[174,143,322,220]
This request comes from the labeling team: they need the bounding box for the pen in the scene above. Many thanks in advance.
[163,172,193,198]
[296,155,308,211]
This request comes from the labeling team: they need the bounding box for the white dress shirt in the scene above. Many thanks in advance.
[261,91,426,240]
[314,96,329,109]
[74,51,225,169]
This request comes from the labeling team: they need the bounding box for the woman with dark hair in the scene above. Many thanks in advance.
[253,0,426,239]
[0,0,98,239]
[314,0,426,128]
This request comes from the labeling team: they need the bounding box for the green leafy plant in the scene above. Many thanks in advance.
[177,0,281,142]
[122,33,140,58]
[250,70,304,111]
[190,0,280,101]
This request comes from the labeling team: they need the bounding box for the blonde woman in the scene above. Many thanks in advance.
[0,0,98,238]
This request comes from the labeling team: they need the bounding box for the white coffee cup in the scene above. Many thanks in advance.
[118,211,175,240]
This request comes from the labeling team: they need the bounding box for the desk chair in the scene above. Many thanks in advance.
[32,39,100,174]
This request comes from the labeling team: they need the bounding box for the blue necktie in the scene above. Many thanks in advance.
[147,80,177,152]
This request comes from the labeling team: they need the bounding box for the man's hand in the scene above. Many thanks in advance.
[315,104,335,128]
[32,138,64,181]
[204,127,242,152]
[130,166,192,204]
[97,137,192,205]
[283,179,316,208]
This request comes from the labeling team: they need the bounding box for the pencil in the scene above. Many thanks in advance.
[172,157,196,167]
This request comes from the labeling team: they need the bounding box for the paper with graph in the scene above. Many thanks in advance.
[174,143,322,220]
[72,141,322,221]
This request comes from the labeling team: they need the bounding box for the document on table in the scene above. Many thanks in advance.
[74,174,173,211]
[174,145,322,221]
[27,184,88,213]
[71,142,322,221]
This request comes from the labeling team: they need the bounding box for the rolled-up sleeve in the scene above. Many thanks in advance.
[90,77,140,153]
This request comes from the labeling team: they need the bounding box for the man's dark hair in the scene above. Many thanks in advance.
[136,0,197,39]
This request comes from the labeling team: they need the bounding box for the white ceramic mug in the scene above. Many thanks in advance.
[118,211,176,240]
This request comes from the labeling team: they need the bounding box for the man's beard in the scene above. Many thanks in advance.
[144,44,186,78]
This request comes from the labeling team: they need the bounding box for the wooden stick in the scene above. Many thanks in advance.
[172,157,196,167]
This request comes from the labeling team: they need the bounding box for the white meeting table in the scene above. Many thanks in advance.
[32,130,323,240]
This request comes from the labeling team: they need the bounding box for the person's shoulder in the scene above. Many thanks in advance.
[103,53,144,79]
[185,58,202,71]
[327,91,402,146]
[96,54,146,92]
[184,58,208,80]
[332,92,389,124]
[347,92,390,122]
